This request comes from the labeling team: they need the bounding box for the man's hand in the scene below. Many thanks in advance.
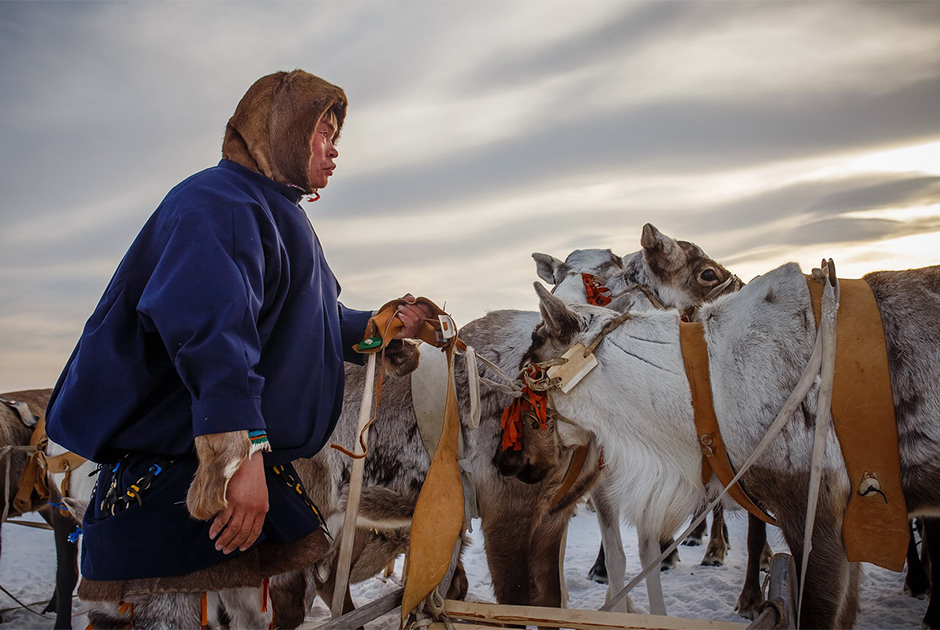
[208,450,268,554]
[395,293,433,339]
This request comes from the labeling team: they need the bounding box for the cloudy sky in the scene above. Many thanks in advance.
[2,1,939,391]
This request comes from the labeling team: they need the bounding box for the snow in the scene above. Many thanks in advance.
[0,505,927,628]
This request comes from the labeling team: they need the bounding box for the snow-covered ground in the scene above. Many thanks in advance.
[0,506,927,628]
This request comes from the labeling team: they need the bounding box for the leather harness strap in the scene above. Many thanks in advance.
[12,414,88,514]
[806,276,908,572]
[549,444,591,508]
[679,321,778,526]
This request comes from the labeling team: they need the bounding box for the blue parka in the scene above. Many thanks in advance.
[46,70,373,582]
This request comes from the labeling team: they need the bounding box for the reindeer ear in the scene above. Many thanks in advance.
[641,223,680,270]
[641,223,665,252]
[534,282,580,342]
[532,253,564,285]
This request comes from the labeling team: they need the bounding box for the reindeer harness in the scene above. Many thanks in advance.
[0,397,87,522]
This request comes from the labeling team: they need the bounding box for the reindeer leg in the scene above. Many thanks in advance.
[49,508,79,630]
[905,519,929,599]
[218,586,273,630]
[638,529,667,616]
[735,515,768,620]
[588,543,608,584]
[659,536,680,571]
[528,508,569,608]
[481,507,533,605]
[683,506,707,546]
[269,570,308,630]
[593,490,633,613]
[922,518,940,630]
[782,516,855,629]
[701,506,728,567]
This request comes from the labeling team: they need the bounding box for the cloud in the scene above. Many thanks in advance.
[3,1,940,388]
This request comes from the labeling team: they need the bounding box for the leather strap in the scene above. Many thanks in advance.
[806,276,908,572]
[13,416,50,513]
[355,296,464,354]
[12,411,88,513]
[679,321,777,526]
[401,338,465,622]
[549,444,591,508]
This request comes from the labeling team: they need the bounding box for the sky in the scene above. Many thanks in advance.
[2,1,939,391]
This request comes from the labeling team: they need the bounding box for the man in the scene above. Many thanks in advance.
[46,69,430,628]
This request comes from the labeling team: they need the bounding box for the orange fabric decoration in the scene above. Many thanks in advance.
[582,273,612,306]
[500,385,548,451]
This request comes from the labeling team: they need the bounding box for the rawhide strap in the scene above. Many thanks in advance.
[806,276,908,572]
[679,321,777,526]
[354,296,463,354]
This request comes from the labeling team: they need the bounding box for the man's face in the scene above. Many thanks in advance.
[307,119,338,190]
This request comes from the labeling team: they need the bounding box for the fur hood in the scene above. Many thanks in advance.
[221,69,347,194]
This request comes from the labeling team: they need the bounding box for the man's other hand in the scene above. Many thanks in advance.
[209,451,269,554]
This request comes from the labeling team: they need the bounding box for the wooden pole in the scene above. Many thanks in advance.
[330,352,377,617]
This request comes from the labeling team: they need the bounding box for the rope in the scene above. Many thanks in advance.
[2,518,53,531]
[798,260,839,624]
[0,582,51,619]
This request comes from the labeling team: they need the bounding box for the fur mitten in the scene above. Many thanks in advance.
[187,430,270,520]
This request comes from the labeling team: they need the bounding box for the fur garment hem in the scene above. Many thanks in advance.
[77,529,330,600]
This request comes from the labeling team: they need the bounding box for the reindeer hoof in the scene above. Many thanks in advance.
[735,602,761,621]
[700,553,724,567]
[904,582,929,600]
[660,549,680,571]
[682,534,703,546]
[587,566,608,584]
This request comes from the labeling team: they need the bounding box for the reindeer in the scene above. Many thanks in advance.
[498,224,754,615]
[0,388,84,629]
[524,260,940,628]
[284,225,740,622]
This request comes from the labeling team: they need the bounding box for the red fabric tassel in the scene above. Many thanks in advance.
[500,386,548,451]
[582,273,612,306]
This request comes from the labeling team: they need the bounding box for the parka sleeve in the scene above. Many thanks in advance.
[136,205,268,439]
[338,302,372,365]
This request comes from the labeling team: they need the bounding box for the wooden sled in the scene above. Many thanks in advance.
[318,552,796,630]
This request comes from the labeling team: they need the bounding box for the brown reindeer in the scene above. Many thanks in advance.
[1,389,82,629]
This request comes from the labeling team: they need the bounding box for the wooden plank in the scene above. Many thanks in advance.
[315,587,402,630]
[442,600,749,630]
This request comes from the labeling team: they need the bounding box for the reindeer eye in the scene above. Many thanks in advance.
[701,269,719,283]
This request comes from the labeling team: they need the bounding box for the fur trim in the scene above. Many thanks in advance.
[221,69,347,194]
[78,529,331,600]
[186,431,252,521]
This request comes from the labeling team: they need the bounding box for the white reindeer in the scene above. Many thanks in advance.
[527,260,940,628]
